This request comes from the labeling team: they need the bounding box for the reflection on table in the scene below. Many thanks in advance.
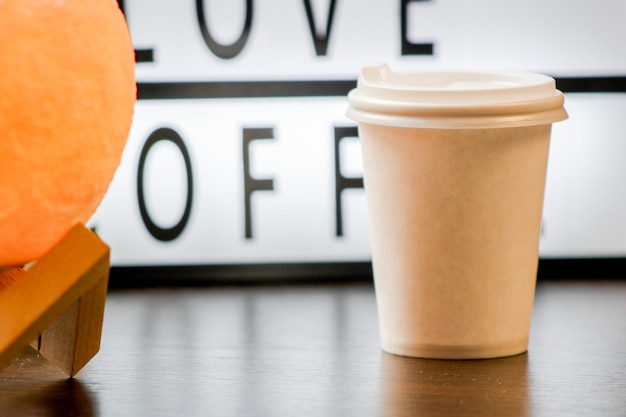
[1,280,625,416]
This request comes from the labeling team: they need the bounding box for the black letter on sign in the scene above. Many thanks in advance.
[243,128,275,239]
[401,0,434,55]
[137,128,194,242]
[196,0,253,59]
[334,127,363,237]
[116,0,154,63]
[303,0,338,56]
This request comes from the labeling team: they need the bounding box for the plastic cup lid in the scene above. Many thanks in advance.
[347,63,568,129]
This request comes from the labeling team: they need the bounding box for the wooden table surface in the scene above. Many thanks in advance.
[1,279,625,416]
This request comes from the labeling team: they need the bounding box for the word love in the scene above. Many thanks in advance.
[117,0,434,62]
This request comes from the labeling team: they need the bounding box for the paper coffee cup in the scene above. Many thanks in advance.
[347,63,567,359]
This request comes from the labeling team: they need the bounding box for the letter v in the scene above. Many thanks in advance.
[303,0,338,56]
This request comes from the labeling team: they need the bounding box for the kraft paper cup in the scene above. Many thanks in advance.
[347,63,567,359]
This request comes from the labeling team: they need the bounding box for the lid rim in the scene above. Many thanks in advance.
[348,89,565,117]
[346,107,569,130]
[347,63,568,128]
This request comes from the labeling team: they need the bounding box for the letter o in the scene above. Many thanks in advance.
[137,127,194,242]
[196,0,253,59]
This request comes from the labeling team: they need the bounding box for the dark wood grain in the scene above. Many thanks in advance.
[1,280,625,416]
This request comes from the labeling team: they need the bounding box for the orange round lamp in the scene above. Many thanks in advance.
[0,0,136,267]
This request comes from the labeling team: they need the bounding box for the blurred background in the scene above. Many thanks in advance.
[99,0,626,284]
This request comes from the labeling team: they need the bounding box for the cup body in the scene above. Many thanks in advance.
[347,64,567,359]
[360,123,551,358]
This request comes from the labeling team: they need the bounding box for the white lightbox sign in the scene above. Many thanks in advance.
[92,0,626,271]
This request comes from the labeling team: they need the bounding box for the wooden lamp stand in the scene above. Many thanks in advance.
[0,224,110,377]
